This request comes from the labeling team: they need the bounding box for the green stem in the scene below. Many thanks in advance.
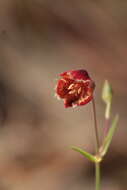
[92,98,101,190]
[95,163,101,190]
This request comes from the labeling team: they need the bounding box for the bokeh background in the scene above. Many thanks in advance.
[0,0,127,189]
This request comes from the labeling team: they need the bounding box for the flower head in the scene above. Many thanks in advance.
[55,69,95,108]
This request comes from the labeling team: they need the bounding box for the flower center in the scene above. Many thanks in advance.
[65,81,89,106]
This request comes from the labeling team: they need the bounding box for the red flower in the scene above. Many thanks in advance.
[55,70,95,108]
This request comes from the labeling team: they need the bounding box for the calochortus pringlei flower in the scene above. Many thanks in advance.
[55,69,95,108]
[55,70,119,190]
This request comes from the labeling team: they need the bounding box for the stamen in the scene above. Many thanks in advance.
[69,90,76,94]
[68,83,74,90]
[78,87,82,94]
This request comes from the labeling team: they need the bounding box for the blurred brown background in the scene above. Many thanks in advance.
[0,0,126,189]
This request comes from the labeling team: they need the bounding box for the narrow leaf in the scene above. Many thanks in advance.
[100,115,119,157]
[71,146,96,163]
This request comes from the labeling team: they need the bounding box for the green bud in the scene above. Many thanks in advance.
[102,80,113,119]
[102,80,113,104]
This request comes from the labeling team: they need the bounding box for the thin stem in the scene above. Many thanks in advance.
[92,98,100,152]
[103,118,110,138]
[103,102,111,139]
[92,97,101,190]
[95,163,101,190]
[105,102,111,120]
